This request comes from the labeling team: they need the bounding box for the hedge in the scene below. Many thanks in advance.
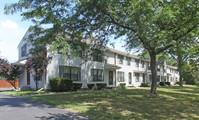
[159,82,166,86]
[73,83,82,91]
[140,83,149,87]
[120,83,126,89]
[165,82,171,86]
[87,84,95,89]
[50,78,73,92]
[96,83,107,89]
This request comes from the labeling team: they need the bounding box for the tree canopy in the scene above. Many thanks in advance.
[5,0,199,94]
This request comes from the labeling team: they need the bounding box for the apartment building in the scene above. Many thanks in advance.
[14,30,179,90]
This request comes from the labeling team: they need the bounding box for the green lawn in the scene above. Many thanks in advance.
[27,85,199,120]
[3,90,52,96]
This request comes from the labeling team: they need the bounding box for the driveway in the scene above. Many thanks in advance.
[0,93,90,120]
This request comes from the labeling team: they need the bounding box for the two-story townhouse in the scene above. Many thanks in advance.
[14,29,179,90]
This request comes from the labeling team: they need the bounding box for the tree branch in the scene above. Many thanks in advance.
[155,44,173,55]
[173,23,199,41]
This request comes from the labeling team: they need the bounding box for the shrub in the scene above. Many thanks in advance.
[159,82,165,86]
[120,83,126,89]
[87,84,95,89]
[176,81,180,85]
[140,83,149,87]
[96,83,107,89]
[165,82,171,86]
[73,83,82,91]
[195,81,199,87]
[50,78,73,92]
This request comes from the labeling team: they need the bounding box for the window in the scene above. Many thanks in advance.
[135,73,139,82]
[141,61,144,68]
[164,76,166,82]
[118,71,125,82]
[148,63,151,70]
[21,44,27,57]
[129,72,132,84]
[157,75,160,82]
[118,55,124,64]
[135,59,139,67]
[157,65,160,72]
[59,66,80,81]
[93,55,103,62]
[91,69,103,81]
[142,74,145,83]
[126,57,131,66]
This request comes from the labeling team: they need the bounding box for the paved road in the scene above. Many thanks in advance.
[0,93,90,120]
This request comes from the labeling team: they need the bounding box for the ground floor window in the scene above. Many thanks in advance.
[59,66,80,81]
[91,69,103,81]
[157,75,160,82]
[135,73,139,82]
[142,74,145,83]
[118,71,125,82]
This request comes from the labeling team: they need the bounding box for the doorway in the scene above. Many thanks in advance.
[109,71,113,85]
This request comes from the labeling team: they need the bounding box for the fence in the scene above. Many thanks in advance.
[0,80,18,88]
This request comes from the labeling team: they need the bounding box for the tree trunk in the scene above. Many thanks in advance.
[8,80,17,89]
[178,56,183,87]
[35,80,38,90]
[150,52,157,95]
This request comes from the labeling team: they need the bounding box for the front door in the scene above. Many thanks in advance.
[109,71,113,85]
[129,72,132,84]
[27,70,30,85]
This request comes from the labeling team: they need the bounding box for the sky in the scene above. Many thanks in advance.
[0,0,128,63]
[0,0,33,62]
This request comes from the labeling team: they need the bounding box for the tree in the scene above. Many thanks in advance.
[25,45,51,90]
[0,58,21,89]
[5,0,199,94]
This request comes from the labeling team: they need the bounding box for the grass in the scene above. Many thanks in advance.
[25,85,199,119]
[2,90,52,96]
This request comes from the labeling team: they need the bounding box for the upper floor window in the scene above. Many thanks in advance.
[118,71,125,82]
[93,54,103,62]
[141,61,145,68]
[135,59,139,67]
[21,44,27,57]
[118,55,124,64]
[59,66,80,81]
[91,69,103,81]
[126,57,131,66]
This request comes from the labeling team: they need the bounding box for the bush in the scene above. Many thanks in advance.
[165,82,170,86]
[140,83,149,87]
[120,83,126,89]
[159,82,165,86]
[195,81,199,87]
[176,81,180,85]
[50,78,73,92]
[73,83,82,91]
[96,83,107,89]
[87,84,95,89]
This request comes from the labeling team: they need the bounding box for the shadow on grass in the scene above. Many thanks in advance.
[28,86,199,120]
